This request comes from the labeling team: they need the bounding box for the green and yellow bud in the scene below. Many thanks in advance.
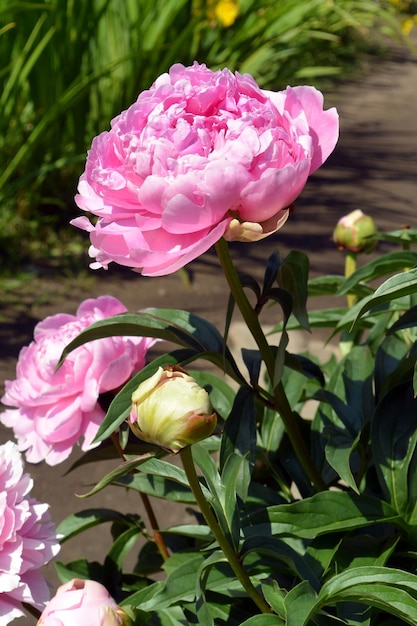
[333,209,377,253]
[129,366,217,453]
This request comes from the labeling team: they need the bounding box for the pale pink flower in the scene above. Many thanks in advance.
[73,62,339,276]
[1,296,156,466]
[37,578,131,626]
[0,441,60,625]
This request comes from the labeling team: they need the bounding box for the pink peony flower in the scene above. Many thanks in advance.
[1,296,156,466]
[73,62,339,276]
[37,578,131,626]
[0,441,60,625]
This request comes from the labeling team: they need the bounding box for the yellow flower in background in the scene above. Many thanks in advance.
[401,14,417,33]
[207,0,240,27]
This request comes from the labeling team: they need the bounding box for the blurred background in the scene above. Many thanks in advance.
[0,0,416,276]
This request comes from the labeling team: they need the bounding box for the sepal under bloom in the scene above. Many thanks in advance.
[129,366,217,453]
[333,209,377,253]
[73,62,339,276]
[36,578,131,626]
[1,296,156,465]
[0,441,60,625]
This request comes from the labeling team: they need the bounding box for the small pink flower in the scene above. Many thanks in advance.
[73,62,339,276]
[37,578,131,626]
[1,296,156,466]
[0,441,60,625]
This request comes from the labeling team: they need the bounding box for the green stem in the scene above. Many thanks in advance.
[180,446,271,614]
[345,251,357,309]
[215,238,326,492]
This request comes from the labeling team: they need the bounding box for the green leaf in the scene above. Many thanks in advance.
[389,304,417,334]
[192,444,238,547]
[337,251,417,296]
[351,268,417,326]
[115,471,195,504]
[76,452,160,498]
[372,382,417,524]
[239,615,284,625]
[284,580,318,626]
[58,308,243,381]
[317,566,417,625]
[241,536,321,589]
[56,508,133,543]
[244,492,402,540]
[55,559,104,585]
[277,250,310,330]
[105,525,142,573]
[261,579,286,616]
[374,335,411,400]
[220,386,256,476]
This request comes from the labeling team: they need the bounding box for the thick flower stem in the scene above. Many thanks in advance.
[110,434,170,561]
[180,446,271,614]
[345,251,357,308]
[215,238,326,492]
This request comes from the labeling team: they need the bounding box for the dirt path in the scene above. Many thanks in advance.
[1,39,416,603]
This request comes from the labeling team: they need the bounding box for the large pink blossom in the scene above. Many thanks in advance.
[1,296,156,466]
[0,441,60,625]
[73,62,339,276]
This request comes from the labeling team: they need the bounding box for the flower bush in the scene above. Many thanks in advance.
[1,296,156,465]
[72,62,338,275]
[0,441,59,625]
[3,60,417,626]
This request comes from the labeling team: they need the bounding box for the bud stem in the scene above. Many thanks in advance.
[180,445,271,613]
[215,238,326,492]
[345,251,358,308]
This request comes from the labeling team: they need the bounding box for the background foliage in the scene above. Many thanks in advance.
[0,0,409,271]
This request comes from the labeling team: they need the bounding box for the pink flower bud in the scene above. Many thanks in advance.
[333,209,377,253]
[37,579,131,626]
[129,366,217,453]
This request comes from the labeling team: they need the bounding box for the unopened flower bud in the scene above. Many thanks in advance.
[129,366,217,453]
[37,579,131,626]
[333,209,377,253]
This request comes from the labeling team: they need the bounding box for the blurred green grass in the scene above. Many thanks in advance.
[0,0,411,273]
